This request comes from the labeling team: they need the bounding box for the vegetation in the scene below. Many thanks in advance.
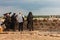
[25,16,49,18]
[25,15,60,18]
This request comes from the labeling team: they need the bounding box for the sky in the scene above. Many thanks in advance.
[0,0,60,16]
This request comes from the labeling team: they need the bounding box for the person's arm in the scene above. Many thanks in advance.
[1,20,6,25]
[22,15,24,21]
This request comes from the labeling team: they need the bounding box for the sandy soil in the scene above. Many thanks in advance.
[0,31,60,40]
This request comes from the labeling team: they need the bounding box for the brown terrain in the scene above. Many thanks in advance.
[0,18,60,40]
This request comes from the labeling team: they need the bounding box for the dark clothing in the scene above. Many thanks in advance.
[11,15,18,31]
[2,16,11,31]
[18,22,23,31]
[27,12,33,31]
[27,21,33,31]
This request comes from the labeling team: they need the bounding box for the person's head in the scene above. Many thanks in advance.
[9,12,11,15]
[3,14,6,16]
[13,13,16,15]
[19,12,23,15]
[7,13,9,16]
[3,13,9,17]
[28,12,33,16]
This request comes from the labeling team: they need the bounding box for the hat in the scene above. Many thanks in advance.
[3,13,8,16]
[3,14,6,15]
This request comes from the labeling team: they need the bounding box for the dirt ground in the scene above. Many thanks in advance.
[0,31,60,40]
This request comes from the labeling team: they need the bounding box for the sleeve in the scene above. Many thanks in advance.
[22,15,24,21]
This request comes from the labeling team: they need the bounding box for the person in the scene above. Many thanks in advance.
[27,12,33,31]
[14,15,19,31]
[1,13,11,31]
[11,13,18,31]
[17,12,24,31]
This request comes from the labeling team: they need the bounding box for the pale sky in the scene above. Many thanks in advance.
[0,0,60,16]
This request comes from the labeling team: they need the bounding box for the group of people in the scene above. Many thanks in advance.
[1,12,33,31]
